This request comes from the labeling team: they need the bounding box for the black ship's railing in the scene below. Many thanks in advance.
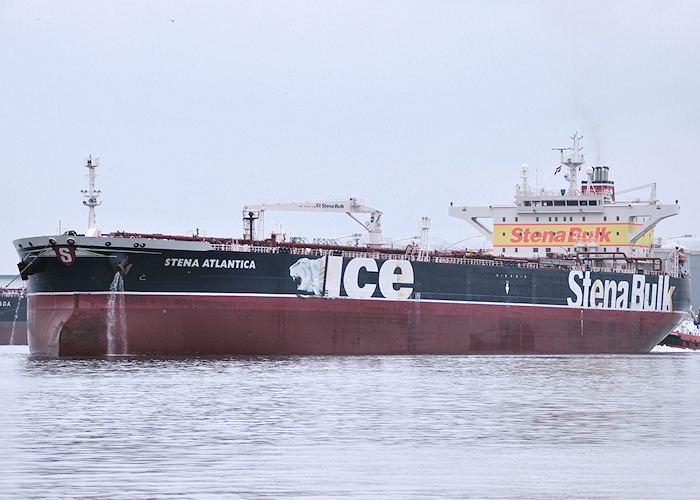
[111,232,682,277]
[211,243,573,271]
[575,251,664,274]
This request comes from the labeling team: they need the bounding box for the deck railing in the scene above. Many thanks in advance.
[210,243,677,276]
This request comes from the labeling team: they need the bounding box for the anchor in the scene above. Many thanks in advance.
[115,257,133,278]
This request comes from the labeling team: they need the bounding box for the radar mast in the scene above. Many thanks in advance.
[81,155,102,237]
[553,133,584,195]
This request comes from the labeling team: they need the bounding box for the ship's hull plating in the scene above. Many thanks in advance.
[15,235,691,356]
[28,293,685,356]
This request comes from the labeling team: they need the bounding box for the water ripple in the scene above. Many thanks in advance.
[1,347,699,498]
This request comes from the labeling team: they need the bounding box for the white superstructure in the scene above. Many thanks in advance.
[449,133,679,259]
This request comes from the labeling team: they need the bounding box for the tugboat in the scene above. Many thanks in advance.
[14,135,691,356]
[659,310,700,350]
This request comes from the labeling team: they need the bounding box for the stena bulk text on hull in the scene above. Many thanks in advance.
[13,136,692,356]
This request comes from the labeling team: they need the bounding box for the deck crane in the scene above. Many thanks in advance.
[242,198,384,247]
[615,183,657,203]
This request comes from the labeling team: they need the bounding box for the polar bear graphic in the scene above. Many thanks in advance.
[289,257,323,296]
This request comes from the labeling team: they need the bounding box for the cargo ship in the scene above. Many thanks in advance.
[14,136,691,356]
[0,285,27,345]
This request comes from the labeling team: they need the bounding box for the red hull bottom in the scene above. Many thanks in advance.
[27,293,684,356]
[0,322,27,345]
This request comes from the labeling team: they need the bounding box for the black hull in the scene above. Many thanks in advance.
[14,235,692,356]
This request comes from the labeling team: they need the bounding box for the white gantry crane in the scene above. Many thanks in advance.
[243,198,383,247]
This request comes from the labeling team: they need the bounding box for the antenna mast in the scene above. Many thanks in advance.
[81,155,102,237]
[553,133,584,195]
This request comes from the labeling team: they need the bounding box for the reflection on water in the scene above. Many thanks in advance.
[1,345,699,499]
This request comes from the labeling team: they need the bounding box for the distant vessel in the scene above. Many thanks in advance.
[0,285,27,345]
[14,136,691,356]
[659,311,700,350]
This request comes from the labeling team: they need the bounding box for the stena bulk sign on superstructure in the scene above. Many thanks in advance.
[494,223,655,248]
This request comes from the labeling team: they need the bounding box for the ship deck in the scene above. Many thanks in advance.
[107,232,679,278]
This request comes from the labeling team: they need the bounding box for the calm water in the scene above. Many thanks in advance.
[1,345,698,499]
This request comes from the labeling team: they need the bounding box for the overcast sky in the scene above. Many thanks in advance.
[1,1,699,273]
